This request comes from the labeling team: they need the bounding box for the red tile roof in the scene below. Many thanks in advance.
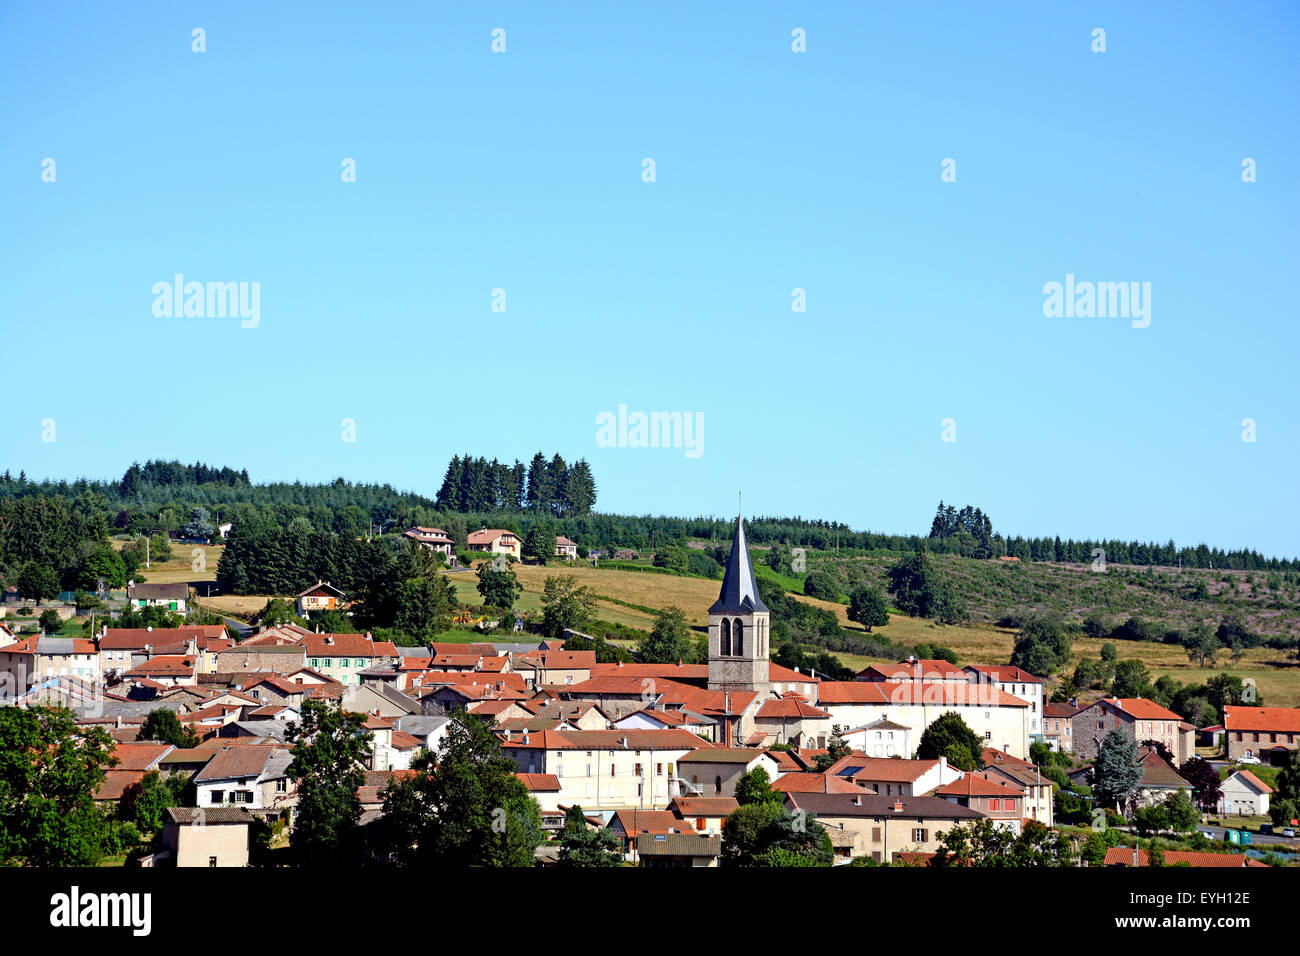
[756,698,831,719]
[1224,706,1300,734]
[1103,847,1267,867]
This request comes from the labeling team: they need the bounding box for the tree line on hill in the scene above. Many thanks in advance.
[434,453,596,517]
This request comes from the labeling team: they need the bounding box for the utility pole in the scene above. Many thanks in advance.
[146,535,150,570]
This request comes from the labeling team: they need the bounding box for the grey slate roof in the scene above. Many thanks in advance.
[708,516,768,615]
[394,715,451,738]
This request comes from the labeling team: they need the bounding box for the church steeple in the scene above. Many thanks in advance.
[709,512,768,615]
[706,506,771,697]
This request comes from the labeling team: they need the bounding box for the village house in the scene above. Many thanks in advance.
[127,582,189,613]
[403,527,457,563]
[783,791,986,863]
[1043,702,1078,752]
[978,749,1054,827]
[467,528,522,559]
[841,717,913,758]
[295,581,345,619]
[636,832,720,867]
[1070,697,1191,765]
[1223,705,1300,763]
[125,654,197,688]
[823,753,963,797]
[667,796,739,835]
[677,748,782,798]
[303,632,399,687]
[513,649,595,688]
[1217,769,1273,817]
[193,746,296,817]
[934,775,1026,833]
[0,635,102,695]
[159,807,254,867]
[554,535,580,561]
[964,664,1045,744]
[752,695,832,748]
[816,680,1031,759]
[501,728,707,811]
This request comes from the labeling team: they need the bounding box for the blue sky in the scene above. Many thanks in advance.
[2,2,1297,557]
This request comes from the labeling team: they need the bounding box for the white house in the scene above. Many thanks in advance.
[1217,769,1273,817]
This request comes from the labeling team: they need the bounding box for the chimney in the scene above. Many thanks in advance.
[892,801,904,813]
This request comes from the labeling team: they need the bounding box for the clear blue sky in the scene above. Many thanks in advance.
[2,2,1297,558]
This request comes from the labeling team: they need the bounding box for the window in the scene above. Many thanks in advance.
[276,779,287,793]
[734,621,743,656]
[871,827,882,842]
[715,776,722,794]
[211,790,224,804]
[984,731,992,740]
[989,799,999,811]
[635,763,643,777]
[696,817,706,830]
[323,658,333,668]
[912,828,928,842]
[720,618,731,656]
[209,856,218,868]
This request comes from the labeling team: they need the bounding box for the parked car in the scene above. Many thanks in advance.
[1198,829,1216,839]
[1238,755,1262,765]
[1260,824,1274,834]
[1283,828,1297,838]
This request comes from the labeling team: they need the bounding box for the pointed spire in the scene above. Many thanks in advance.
[709,511,768,614]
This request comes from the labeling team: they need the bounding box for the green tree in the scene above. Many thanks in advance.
[476,563,523,611]
[125,770,179,833]
[802,570,838,601]
[1081,830,1109,866]
[139,708,200,748]
[1111,659,1154,698]
[77,546,127,591]
[285,700,373,865]
[885,547,968,624]
[539,575,597,640]
[182,507,216,540]
[735,767,781,806]
[916,712,984,767]
[38,609,63,633]
[1091,730,1143,812]
[378,711,543,866]
[1164,789,1198,832]
[721,802,832,867]
[847,586,890,631]
[1010,616,1071,675]
[17,561,59,602]
[652,546,689,573]
[637,606,693,664]
[0,706,117,865]
[522,524,556,565]
[1178,757,1222,811]
[557,805,623,867]
[393,575,458,642]
[1182,623,1221,669]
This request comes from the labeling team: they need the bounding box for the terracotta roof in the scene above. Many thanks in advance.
[668,797,739,817]
[859,659,968,681]
[1044,702,1080,718]
[772,772,861,794]
[965,664,1044,684]
[467,528,519,545]
[125,655,195,678]
[194,746,285,782]
[94,770,146,801]
[756,698,831,719]
[1103,847,1267,867]
[1231,769,1274,794]
[817,681,1028,707]
[982,747,1033,769]
[786,791,986,820]
[829,755,942,784]
[108,742,174,771]
[935,775,1025,798]
[304,634,399,658]
[609,809,681,835]
[1223,706,1300,734]
[1099,697,1182,721]
[516,773,561,792]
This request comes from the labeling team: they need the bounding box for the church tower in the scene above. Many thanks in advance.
[707,511,771,697]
